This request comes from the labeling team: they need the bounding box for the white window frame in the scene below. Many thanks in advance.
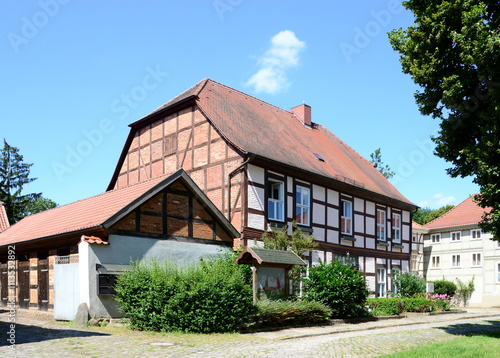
[431,234,441,243]
[471,252,482,267]
[392,212,401,243]
[341,199,353,235]
[497,263,500,283]
[431,255,441,269]
[376,267,386,298]
[267,178,285,222]
[451,231,461,242]
[471,229,482,240]
[295,185,310,226]
[451,254,461,268]
[376,209,386,241]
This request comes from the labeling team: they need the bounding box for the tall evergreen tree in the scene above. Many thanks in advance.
[0,139,41,224]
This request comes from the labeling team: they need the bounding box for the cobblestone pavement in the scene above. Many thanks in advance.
[1,308,500,357]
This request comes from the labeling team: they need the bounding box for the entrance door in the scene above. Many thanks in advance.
[18,260,30,309]
[38,258,49,311]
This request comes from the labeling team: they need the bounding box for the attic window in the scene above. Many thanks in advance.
[313,153,325,162]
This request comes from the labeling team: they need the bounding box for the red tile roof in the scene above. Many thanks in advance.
[0,169,239,248]
[0,201,9,233]
[129,79,414,207]
[424,196,490,229]
[412,221,427,230]
[0,175,167,247]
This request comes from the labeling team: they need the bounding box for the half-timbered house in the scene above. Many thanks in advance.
[0,169,238,318]
[107,78,418,297]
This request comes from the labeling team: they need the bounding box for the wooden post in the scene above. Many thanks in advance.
[251,265,258,303]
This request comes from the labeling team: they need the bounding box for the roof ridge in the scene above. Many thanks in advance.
[16,172,171,221]
[423,195,473,228]
[202,78,294,115]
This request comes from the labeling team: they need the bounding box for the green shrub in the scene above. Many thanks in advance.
[433,280,457,297]
[366,298,405,316]
[114,253,254,333]
[302,260,369,318]
[392,270,426,298]
[456,276,475,307]
[252,299,332,328]
[404,297,434,312]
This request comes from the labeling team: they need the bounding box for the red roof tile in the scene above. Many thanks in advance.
[0,201,9,233]
[0,175,167,247]
[127,79,414,206]
[81,235,109,245]
[0,169,239,248]
[424,196,490,229]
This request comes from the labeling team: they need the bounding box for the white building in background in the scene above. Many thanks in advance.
[411,221,426,276]
[420,196,500,307]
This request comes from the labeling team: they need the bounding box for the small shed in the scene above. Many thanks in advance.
[234,247,307,302]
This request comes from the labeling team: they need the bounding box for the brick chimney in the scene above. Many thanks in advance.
[291,104,312,126]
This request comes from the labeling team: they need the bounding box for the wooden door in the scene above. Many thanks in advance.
[18,260,30,309]
[38,259,49,311]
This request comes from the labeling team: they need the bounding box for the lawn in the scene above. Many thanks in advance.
[381,331,500,358]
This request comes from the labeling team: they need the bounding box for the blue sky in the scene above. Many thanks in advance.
[1,0,479,209]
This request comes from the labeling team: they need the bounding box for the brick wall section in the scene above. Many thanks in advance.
[112,106,245,233]
[29,251,38,310]
[110,178,233,243]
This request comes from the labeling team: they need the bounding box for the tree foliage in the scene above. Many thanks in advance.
[413,205,455,225]
[389,1,500,239]
[369,148,395,179]
[261,221,317,257]
[302,260,369,318]
[392,269,426,298]
[114,254,254,333]
[0,140,40,224]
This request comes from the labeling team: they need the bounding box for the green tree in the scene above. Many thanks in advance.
[0,139,40,224]
[0,140,57,223]
[24,196,57,216]
[302,260,369,318]
[389,1,500,239]
[392,269,426,298]
[413,205,455,225]
[261,221,317,257]
[369,148,395,179]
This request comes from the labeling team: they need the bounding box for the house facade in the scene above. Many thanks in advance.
[107,78,417,297]
[421,196,500,307]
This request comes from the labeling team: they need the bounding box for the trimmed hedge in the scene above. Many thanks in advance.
[252,299,332,329]
[367,297,436,316]
[114,254,254,333]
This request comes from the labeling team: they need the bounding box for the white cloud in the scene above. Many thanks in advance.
[246,30,306,95]
[433,193,456,207]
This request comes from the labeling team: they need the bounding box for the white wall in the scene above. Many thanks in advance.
[81,235,232,318]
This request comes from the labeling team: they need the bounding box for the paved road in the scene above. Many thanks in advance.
[1,308,500,357]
